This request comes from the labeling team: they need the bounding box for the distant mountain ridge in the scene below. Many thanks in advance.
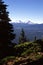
[11,23,43,43]
[14,20,35,24]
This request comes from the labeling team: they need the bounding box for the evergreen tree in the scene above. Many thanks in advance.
[34,36,37,41]
[0,0,15,47]
[19,28,27,43]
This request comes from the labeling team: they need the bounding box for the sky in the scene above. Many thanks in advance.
[3,0,43,24]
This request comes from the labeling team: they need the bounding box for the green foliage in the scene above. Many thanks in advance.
[35,54,42,59]
[0,41,42,64]
[34,39,43,51]
[14,42,41,56]
[0,56,15,64]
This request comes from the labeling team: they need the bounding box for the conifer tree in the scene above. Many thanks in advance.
[34,36,37,41]
[0,0,15,47]
[19,28,27,43]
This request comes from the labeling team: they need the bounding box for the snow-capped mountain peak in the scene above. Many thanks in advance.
[14,20,34,24]
[27,21,34,24]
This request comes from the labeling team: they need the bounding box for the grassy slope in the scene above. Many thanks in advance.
[14,42,41,56]
[1,41,43,65]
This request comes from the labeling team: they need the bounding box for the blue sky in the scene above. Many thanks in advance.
[3,0,43,23]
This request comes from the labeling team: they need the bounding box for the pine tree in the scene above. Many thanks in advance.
[19,28,27,43]
[0,0,15,47]
[34,36,37,41]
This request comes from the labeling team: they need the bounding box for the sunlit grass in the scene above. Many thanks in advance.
[1,56,15,63]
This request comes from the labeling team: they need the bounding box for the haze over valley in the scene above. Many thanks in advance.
[12,21,43,43]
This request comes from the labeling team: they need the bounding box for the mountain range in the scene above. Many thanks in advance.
[11,21,43,43]
[14,20,35,24]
